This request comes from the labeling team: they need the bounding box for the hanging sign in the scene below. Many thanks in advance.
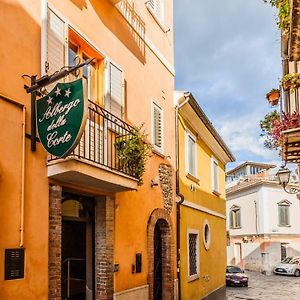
[36,79,87,158]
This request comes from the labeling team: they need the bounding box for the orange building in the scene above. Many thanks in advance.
[0,0,176,299]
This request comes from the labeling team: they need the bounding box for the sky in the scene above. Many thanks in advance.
[174,0,283,170]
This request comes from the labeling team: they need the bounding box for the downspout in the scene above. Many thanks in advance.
[20,106,26,247]
[175,95,189,300]
[254,200,259,237]
[0,95,26,248]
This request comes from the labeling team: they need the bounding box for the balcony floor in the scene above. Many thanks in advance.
[48,157,138,193]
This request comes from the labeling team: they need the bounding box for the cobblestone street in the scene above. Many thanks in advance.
[226,271,300,300]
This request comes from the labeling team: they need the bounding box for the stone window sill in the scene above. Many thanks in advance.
[186,173,200,184]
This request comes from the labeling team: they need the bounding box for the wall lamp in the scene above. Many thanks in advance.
[276,165,300,194]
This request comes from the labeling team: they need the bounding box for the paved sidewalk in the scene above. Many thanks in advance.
[226,271,300,300]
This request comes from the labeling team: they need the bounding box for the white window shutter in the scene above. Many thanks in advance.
[106,62,124,119]
[47,8,67,76]
[151,101,164,154]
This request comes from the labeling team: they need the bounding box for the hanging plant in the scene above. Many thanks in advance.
[115,124,151,185]
[281,73,300,91]
[266,88,280,106]
[260,110,300,150]
[264,0,290,34]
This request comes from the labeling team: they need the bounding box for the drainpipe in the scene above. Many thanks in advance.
[20,106,26,248]
[0,95,26,248]
[175,94,189,300]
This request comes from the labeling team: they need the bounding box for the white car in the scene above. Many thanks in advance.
[273,256,300,277]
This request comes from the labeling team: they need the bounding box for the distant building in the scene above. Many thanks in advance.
[226,162,300,274]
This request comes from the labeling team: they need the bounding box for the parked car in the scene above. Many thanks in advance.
[226,266,248,287]
[273,256,300,277]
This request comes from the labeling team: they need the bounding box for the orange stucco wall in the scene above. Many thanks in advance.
[0,0,175,298]
[0,1,49,299]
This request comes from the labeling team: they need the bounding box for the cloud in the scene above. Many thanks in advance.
[174,0,282,165]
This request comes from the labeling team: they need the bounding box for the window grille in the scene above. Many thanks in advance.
[188,233,198,277]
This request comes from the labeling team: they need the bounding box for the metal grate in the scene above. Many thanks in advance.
[188,233,198,276]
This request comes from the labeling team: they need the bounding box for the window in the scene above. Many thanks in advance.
[185,132,197,177]
[152,101,163,153]
[203,220,211,251]
[229,206,241,229]
[45,8,124,119]
[278,200,291,226]
[187,229,199,280]
[147,0,165,26]
[212,157,219,193]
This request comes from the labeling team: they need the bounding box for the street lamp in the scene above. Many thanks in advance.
[276,165,300,194]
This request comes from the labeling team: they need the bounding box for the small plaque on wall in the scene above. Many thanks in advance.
[5,248,25,280]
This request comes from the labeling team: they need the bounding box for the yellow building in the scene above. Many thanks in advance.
[0,0,176,299]
[174,91,235,300]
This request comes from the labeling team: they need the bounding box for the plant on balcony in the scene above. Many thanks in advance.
[281,73,300,91]
[260,110,300,150]
[264,0,290,34]
[115,124,151,185]
[266,88,280,106]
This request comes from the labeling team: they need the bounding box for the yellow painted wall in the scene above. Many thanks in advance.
[179,116,227,299]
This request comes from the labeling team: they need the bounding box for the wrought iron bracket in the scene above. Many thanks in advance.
[22,58,94,151]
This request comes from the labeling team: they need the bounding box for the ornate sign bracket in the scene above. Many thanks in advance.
[23,58,94,152]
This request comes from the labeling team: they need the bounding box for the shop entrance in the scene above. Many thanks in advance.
[61,195,95,300]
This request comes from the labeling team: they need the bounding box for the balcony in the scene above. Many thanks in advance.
[47,101,138,193]
[281,128,300,163]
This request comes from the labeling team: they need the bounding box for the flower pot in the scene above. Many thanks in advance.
[283,81,292,91]
[266,90,280,106]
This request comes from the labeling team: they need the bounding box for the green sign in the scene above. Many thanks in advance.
[36,79,87,158]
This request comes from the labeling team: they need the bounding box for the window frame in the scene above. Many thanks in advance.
[278,200,291,227]
[229,205,241,229]
[185,130,197,179]
[211,156,220,195]
[151,100,164,154]
[187,228,200,281]
[203,220,211,251]
[146,0,165,29]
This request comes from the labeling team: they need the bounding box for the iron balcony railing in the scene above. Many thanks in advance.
[48,100,138,179]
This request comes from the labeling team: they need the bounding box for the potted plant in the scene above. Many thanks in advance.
[266,88,280,106]
[281,73,300,91]
[115,124,150,185]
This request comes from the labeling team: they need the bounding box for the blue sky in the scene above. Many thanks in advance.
[174,0,282,169]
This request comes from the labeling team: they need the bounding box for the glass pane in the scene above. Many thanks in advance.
[62,200,86,218]
[68,43,78,66]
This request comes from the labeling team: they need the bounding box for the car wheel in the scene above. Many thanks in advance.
[295,269,300,277]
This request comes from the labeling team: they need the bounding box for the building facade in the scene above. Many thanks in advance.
[0,1,176,299]
[226,162,300,275]
[174,91,235,300]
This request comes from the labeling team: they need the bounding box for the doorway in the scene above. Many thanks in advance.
[61,196,95,300]
[154,222,162,300]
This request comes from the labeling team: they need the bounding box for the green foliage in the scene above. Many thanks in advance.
[282,73,300,91]
[260,110,281,150]
[264,0,290,34]
[115,124,151,185]
[260,110,300,151]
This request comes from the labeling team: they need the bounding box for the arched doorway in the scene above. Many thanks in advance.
[147,209,174,300]
[61,196,95,300]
